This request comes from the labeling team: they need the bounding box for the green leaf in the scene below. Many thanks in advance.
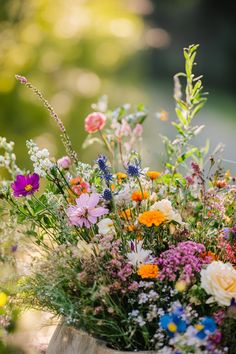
[175,108,188,126]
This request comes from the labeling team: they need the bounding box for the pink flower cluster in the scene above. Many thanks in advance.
[157,241,209,282]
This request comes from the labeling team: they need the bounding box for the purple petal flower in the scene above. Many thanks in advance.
[66,193,108,228]
[11,173,40,197]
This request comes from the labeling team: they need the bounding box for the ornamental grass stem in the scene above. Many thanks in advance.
[15,75,78,164]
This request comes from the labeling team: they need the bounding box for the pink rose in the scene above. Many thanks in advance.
[85,112,106,133]
[57,156,71,169]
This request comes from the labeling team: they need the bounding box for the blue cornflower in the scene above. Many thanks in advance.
[127,159,141,177]
[102,188,112,201]
[195,317,217,339]
[160,311,187,337]
[96,155,108,172]
[96,155,113,183]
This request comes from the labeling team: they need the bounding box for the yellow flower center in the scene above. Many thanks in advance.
[195,324,204,331]
[25,184,33,192]
[167,322,177,332]
[0,292,8,307]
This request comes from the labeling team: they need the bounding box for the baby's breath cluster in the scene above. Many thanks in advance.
[26,139,53,177]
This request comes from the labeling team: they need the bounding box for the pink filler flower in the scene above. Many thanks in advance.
[85,112,106,133]
[66,193,108,228]
[57,156,71,169]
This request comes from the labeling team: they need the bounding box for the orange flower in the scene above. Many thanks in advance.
[119,209,132,220]
[69,176,90,197]
[132,190,149,202]
[200,251,217,262]
[139,210,165,227]
[70,176,83,185]
[158,110,168,121]
[126,224,136,232]
[216,180,227,189]
[138,264,159,279]
[147,171,161,180]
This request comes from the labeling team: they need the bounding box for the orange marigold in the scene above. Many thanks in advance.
[147,171,161,180]
[138,264,159,279]
[139,210,165,227]
[132,190,149,202]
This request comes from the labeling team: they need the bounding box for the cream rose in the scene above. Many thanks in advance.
[200,261,236,306]
[150,198,182,224]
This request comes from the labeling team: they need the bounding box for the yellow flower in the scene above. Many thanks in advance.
[0,292,8,307]
[139,210,165,227]
[132,190,149,202]
[138,264,159,279]
[147,171,161,180]
[175,280,187,292]
[116,172,127,181]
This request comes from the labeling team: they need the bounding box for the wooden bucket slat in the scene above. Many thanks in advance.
[46,324,156,354]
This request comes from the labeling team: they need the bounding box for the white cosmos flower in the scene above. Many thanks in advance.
[127,240,152,266]
[200,261,236,306]
[97,218,116,235]
[151,198,182,224]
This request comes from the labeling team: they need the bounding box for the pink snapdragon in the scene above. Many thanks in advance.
[66,193,108,228]
[85,112,106,133]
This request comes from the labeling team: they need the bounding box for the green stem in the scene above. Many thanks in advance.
[137,177,144,199]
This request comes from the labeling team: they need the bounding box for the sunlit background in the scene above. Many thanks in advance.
[1,0,236,172]
[0,0,236,352]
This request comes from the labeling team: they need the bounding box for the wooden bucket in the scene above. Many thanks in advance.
[46,323,156,354]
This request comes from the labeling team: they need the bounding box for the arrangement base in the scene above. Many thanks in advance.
[46,323,156,354]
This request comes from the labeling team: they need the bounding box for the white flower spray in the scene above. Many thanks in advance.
[26,139,53,177]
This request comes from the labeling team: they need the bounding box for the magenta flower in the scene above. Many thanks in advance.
[66,193,108,228]
[11,173,40,197]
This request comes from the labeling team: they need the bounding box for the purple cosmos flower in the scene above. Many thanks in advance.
[11,173,40,197]
[66,193,108,228]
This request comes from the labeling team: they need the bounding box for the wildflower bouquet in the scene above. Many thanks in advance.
[1,45,236,354]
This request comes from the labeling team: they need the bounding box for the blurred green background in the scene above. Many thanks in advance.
[1,0,236,173]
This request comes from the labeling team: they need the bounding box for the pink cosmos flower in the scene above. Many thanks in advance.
[57,156,71,169]
[84,112,106,133]
[66,193,108,228]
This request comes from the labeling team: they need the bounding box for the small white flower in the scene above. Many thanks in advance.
[97,218,116,235]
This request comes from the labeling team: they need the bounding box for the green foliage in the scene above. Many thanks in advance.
[163,44,208,173]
